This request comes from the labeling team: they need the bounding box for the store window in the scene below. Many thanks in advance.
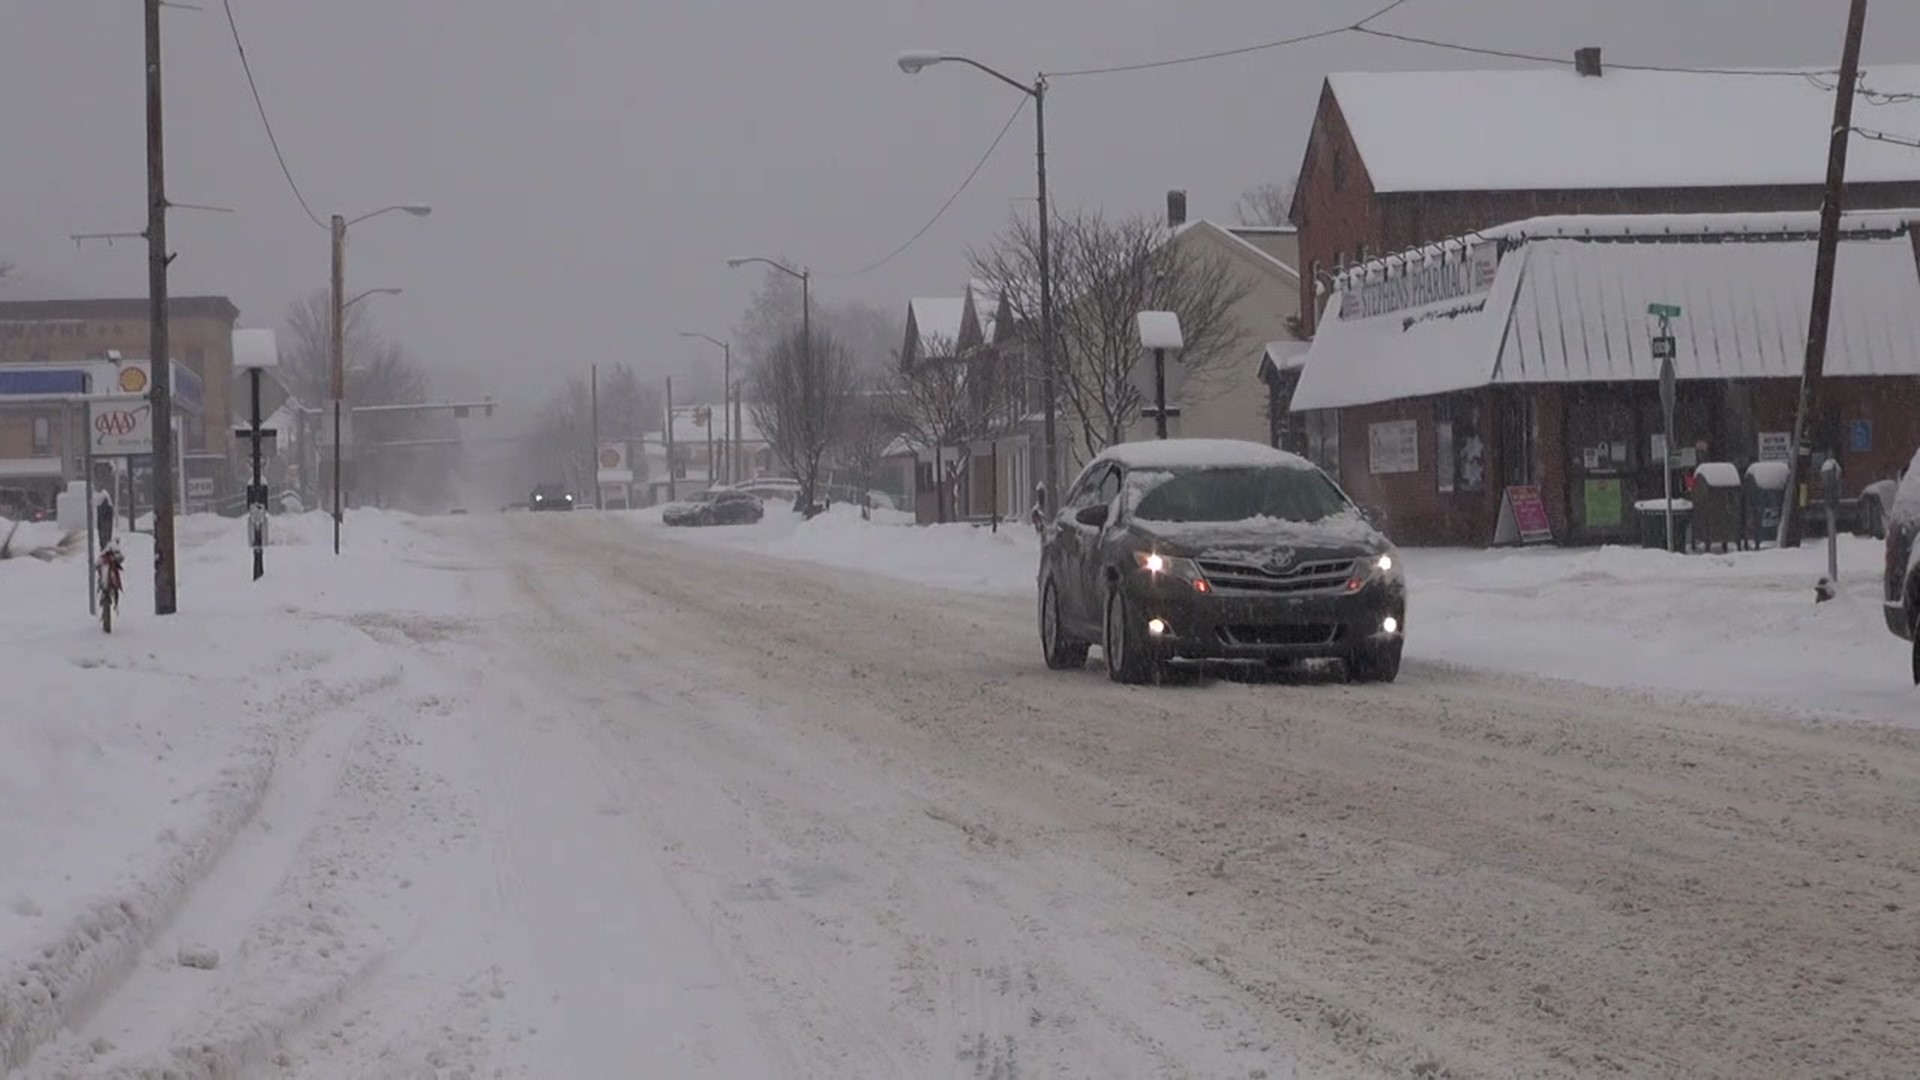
[31,416,52,456]
[1300,409,1341,476]
[1434,395,1486,494]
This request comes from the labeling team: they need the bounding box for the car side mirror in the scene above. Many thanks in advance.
[1074,504,1110,528]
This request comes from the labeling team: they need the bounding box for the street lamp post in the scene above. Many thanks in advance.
[898,50,1058,506]
[330,204,429,555]
[679,331,731,483]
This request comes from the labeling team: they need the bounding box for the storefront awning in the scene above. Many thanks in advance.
[1293,217,1920,411]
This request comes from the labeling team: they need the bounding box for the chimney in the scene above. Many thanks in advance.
[1575,46,1603,77]
[1167,189,1187,228]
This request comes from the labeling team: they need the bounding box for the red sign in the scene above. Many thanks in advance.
[1503,485,1554,545]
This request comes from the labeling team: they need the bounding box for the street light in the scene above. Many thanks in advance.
[330,205,429,555]
[679,331,733,484]
[898,49,1059,505]
[344,287,403,310]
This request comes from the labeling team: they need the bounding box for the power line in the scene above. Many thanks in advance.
[1352,26,1836,77]
[221,0,326,230]
[1853,125,1920,149]
[1051,0,1413,79]
[821,97,1029,279]
[1806,71,1920,104]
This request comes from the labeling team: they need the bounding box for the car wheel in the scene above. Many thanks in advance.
[1911,607,1919,687]
[1039,579,1090,671]
[1348,640,1403,684]
[1103,585,1158,685]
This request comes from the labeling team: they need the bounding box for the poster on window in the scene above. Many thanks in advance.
[1368,420,1419,475]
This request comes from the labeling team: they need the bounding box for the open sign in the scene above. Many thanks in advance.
[89,402,154,455]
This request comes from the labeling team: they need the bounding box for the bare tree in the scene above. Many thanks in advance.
[892,334,974,522]
[1234,179,1298,227]
[834,379,903,518]
[747,327,858,516]
[733,266,903,380]
[277,289,459,510]
[972,208,1249,461]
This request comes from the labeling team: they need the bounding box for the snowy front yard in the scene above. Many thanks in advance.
[632,504,1912,721]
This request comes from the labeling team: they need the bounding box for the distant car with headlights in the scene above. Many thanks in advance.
[529,483,575,511]
[1881,449,1920,683]
[662,488,764,527]
[1037,439,1405,684]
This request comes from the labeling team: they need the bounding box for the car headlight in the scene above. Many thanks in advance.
[1134,551,1211,593]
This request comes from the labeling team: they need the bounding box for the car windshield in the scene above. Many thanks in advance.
[1130,466,1350,524]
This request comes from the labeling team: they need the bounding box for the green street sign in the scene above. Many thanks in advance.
[1648,303,1682,319]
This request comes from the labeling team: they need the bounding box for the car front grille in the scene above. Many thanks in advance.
[1218,623,1344,647]
[1196,557,1358,595]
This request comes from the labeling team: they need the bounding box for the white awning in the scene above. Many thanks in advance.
[1293,220,1920,412]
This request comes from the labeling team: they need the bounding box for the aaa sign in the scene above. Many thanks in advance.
[90,401,154,456]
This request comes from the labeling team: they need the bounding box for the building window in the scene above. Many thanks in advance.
[1435,395,1486,493]
[186,348,206,374]
[1332,146,1347,191]
[32,416,52,456]
[1301,409,1341,476]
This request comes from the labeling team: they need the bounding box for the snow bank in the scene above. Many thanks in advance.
[0,510,434,1071]
[629,502,1038,596]
[639,503,1911,720]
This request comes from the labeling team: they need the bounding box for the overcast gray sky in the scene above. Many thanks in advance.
[4,1,1917,419]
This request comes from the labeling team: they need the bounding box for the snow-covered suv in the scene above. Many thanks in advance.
[1883,448,1920,684]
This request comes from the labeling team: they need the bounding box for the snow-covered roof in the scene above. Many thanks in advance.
[1327,65,1920,194]
[1293,210,1920,411]
[908,297,966,355]
[1168,220,1300,282]
[1092,438,1314,471]
[1262,339,1310,374]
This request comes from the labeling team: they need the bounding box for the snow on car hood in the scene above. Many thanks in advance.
[1134,512,1387,558]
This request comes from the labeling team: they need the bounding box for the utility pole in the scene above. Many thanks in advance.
[1033,74,1060,508]
[721,339,731,485]
[1781,0,1870,548]
[590,363,601,508]
[145,0,178,614]
[330,214,346,554]
[665,376,677,503]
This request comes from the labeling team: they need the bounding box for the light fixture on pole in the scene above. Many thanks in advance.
[1136,311,1184,440]
[898,49,1059,507]
[330,205,428,555]
[680,331,732,484]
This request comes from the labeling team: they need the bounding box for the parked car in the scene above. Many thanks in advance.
[1881,450,1920,683]
[0,487,49,523]
[662,488,764,527]
[529,483,575,511]
[1860,477,1900,539]
[1037,439,1405,684]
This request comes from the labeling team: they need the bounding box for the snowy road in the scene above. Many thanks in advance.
[23,510,1920,1078]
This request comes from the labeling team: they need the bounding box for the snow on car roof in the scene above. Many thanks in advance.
[1092,438,1316,471]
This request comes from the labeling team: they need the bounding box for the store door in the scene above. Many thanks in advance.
[1563,386,1639,544]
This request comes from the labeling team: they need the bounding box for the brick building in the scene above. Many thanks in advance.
[0,297,241,510]
[1287,54,1920,335]
[1288,210,1920,546]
